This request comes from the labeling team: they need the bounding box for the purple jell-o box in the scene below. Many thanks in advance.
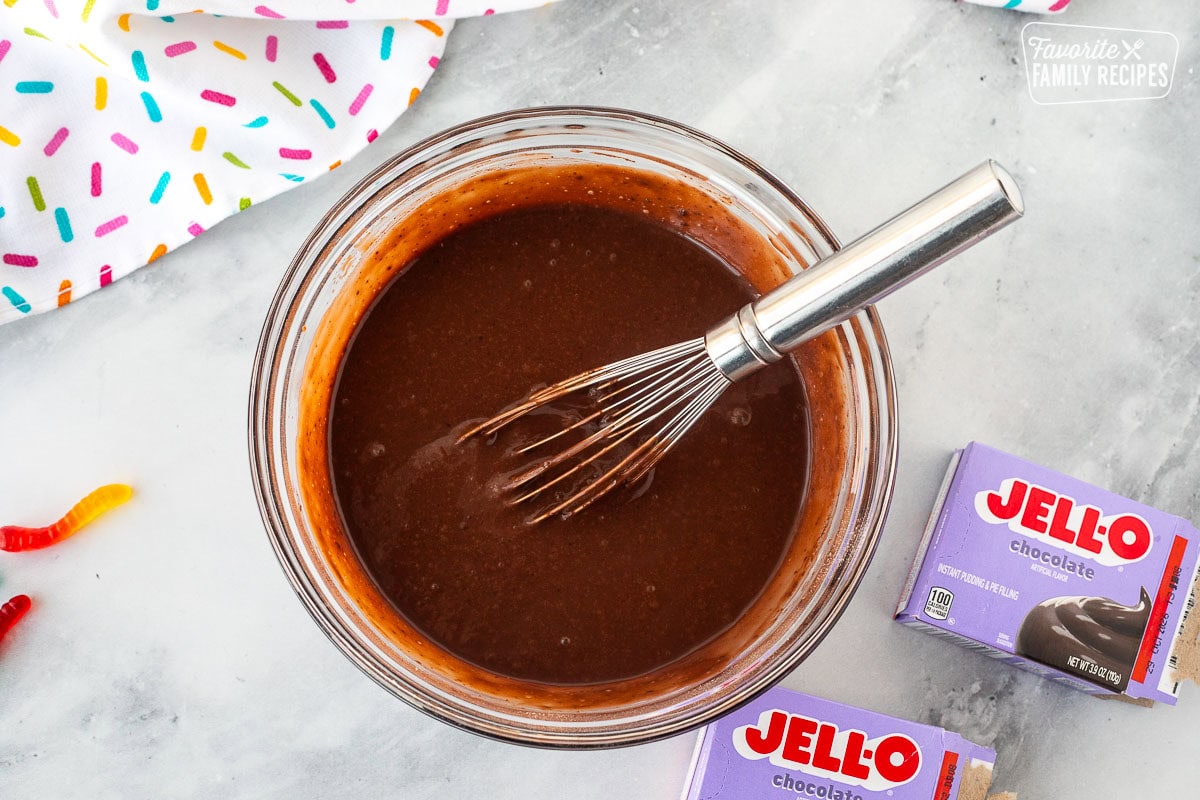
[896,442,1200,704]
[681,686,996,800]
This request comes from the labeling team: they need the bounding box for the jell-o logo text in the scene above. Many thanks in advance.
[732,709,922,792]
[974,478,1153,567]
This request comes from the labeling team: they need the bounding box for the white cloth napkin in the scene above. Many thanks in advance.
[0,0,553,323]
[964,0,1071,13]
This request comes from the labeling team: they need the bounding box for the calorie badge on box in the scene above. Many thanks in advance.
[681,686,997,800]
[896,442,1200,704]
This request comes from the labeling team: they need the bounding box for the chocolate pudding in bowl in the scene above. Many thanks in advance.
[249,107,896,747]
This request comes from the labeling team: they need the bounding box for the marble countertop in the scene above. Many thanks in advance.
[2,0,1198,797]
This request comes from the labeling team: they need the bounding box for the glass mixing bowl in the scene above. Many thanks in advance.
[249,107,896,747]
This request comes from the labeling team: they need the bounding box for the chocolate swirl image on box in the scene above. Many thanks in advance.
[1015,587,1151,692]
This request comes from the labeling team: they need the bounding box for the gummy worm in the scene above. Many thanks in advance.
[0,594,31,642]
[0,484,133,552]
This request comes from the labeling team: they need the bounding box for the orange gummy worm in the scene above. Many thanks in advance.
[0,484,133,552]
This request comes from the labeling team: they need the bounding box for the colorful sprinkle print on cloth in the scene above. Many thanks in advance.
[0,1,558,324]
[963,0,1071,12]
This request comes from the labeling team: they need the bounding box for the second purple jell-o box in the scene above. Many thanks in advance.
[896,442,1200,704]
[682,686,996,800]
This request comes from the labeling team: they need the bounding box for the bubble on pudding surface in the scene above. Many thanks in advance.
[559,636,571,646]
[366,441,386,458]
[728,407,752,426]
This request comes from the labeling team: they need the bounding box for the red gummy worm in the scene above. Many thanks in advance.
[0,594,31,642]
[0,484,134,552]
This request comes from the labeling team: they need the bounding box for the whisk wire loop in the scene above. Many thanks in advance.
[459,338,732,522]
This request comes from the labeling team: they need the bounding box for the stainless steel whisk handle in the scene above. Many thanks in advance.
[705,160,1024,381]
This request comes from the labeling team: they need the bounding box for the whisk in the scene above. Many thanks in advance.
[461,161,1024,523]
